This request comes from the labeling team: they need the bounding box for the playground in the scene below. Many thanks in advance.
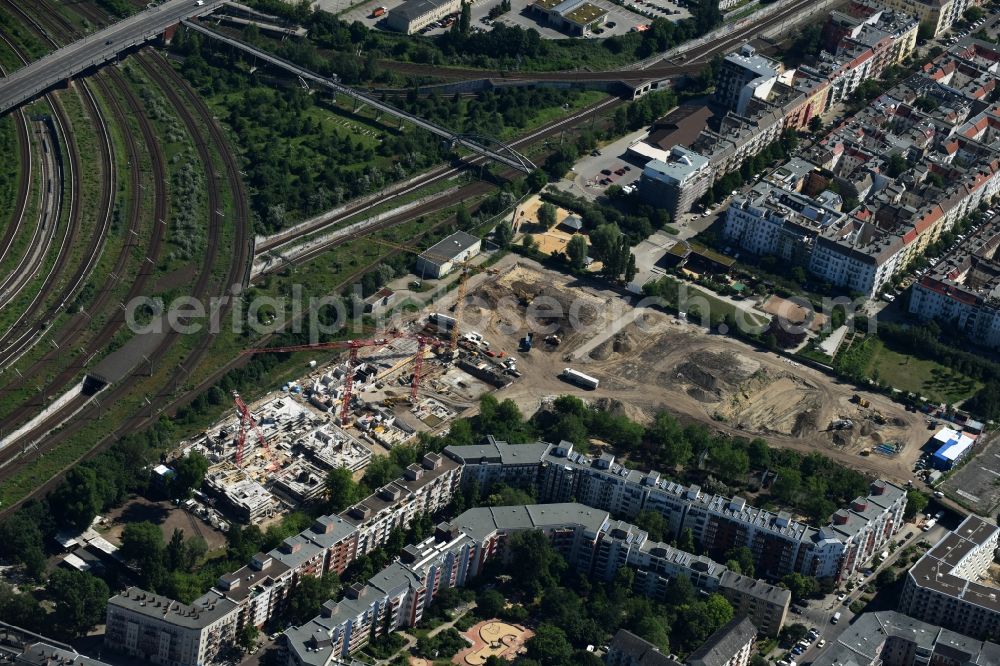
[452,620,533,665]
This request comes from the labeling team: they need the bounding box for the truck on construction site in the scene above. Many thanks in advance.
[562,367,599,390]
[853,394,870,408]
[372,6,387,16]
[520,332,533,352]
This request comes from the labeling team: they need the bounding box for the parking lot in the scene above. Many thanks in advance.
[337,0,688,38]
[482,0,646,39]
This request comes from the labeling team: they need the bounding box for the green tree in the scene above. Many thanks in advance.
[748,438,770,470]
[286,574,340,625]
[166,528,187,572]
[647,412,692,468]
[326,467,361,512]
[632,615,669,652]
[238,624,260,652]
[47,569,110,637]
[917,20,935,41]
[48,467,104,530]
[0,510,48,580]
[678,527,696,554]
[808,116,823,134]
[526,624,574,665]
[781,622,809,644]
[566,234,589,270]
[634,509,668,542]
[456,204,473,229]
[780,573,818,601]
[0,583,45,633]
[527,169,548,192]
[459,1,471,33]
[508,530,565,595]
[538,203,557,228]
[476,588,507,618]
[772,467,802,503]
[964,6,984,23]
[170,451,210,500]
[724,546,755,578]
[120,521,166,589]
[905,489,929,520]
[495,220,514,249]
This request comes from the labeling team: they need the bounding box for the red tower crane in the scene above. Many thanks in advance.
[233,391,269,467]
[242,334,408,426]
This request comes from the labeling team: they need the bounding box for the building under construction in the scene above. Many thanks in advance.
[177,317,517,524]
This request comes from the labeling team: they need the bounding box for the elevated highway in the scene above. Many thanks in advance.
[0,0,225,115]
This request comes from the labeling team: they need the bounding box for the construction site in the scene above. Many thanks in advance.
[169,249,942,528]
[455,256,935,485]
[171,282,519,526]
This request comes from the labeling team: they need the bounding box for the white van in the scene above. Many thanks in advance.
[832,612,842,624]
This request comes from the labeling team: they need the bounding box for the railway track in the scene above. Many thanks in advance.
[0,66,32,270]
[375,0,816,83]
[0,2,170,454]
[257,95,620,259]
[0,0,114,373]
[0,106,59,311]
[0,47,250,510]
[257,96,622,273]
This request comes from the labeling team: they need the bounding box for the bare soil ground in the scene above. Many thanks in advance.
[102,497,228,551]
[456,257,930,485]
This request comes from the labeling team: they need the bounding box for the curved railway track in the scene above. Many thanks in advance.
[0,49,250,510]
[0,10,250,510]
[0,0,114,373]
[0,67,32,269]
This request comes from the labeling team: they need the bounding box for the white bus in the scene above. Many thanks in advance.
[562,368,599,390]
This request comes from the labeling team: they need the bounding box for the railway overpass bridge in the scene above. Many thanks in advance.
[0,0,226,115]
[181,21,538,173]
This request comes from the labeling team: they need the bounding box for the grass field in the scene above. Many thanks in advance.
[866,342,981,405]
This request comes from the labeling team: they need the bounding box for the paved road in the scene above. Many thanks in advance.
[781,521,946,663]
[0,0,225,114]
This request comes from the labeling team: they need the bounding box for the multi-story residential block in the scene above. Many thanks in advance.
[530,441,905,584]
[900,515,1000,639]
[639,147,714,218]
[443,435,550,490]
[104,455,458,666]
[606,629,682,666]
[714,45,784,116]
[343,452,461,556]
[687,617,757,666]
[724,184,847,266]
[721,39,1000,299]
[607,617,757,666]
[694,107,787,182]
[284,503,785,666]
[812,610,1000,665]
[876,0,971,37]
[909,207,1000,348]
[104,589,240,666]
[0,622,112,666]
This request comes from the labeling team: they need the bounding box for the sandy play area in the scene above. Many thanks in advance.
[452,620,534,665]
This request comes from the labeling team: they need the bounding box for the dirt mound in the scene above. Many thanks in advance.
[591,337,615,361]
[593,397,627,414]
[677,363,723,393]
[688,387,717,403]
[792,410,819,437]
[718,375,824,436]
